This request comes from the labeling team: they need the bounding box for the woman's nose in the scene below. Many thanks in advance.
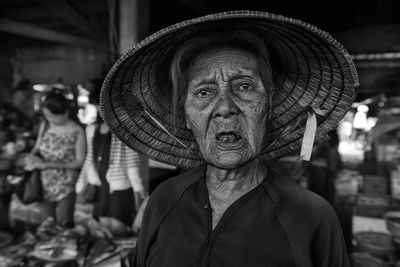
[214,94,238,119]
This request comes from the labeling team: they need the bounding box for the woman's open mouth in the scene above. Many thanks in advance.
[215,132,243,144]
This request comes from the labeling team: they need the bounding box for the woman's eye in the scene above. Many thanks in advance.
[237,83,254,91]
[196,89,212,98]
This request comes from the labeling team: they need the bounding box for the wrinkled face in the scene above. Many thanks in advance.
[184,47,270,169]
[42,107,68,126]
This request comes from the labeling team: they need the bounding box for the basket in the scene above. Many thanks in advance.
[354,231,399,256]
[384,211,400,238]
[351,252,393,267]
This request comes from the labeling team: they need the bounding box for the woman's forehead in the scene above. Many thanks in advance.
[187,47,260,81]
[191,46,258,65]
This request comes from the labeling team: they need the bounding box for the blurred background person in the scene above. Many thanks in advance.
[11,79,35,122]
[77,85,148,237]
[26,92,86,227]
[0,79,38,230]
[0,79,40,155]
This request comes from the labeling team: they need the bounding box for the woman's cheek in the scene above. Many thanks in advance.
[185,114,211,151]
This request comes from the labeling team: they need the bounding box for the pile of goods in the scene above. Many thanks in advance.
[352,211,400,267]
[1,216,131,266]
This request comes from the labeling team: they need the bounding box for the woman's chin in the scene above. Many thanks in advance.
[205,153,250,170]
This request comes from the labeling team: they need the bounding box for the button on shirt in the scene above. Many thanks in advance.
[134,166,350,267]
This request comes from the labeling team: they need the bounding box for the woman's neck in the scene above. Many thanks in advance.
[48,120,71,130]
[206,159,268,198]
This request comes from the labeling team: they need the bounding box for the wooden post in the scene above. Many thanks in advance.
[119,0,149,54]
[119,0,150,191]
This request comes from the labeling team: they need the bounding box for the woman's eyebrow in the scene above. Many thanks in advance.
[190,69,256,86]
[190,73,217,87]
[229,74,255,80]
[190,79,215,88]
[223,71,257,83]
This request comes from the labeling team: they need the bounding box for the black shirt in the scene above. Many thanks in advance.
[134,166,350,267]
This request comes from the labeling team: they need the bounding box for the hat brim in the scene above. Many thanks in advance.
[100,10,359,168]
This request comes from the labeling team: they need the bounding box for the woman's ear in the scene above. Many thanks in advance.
[185,119,191,130]
[185,115,191,130]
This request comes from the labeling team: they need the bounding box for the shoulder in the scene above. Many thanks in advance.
[147,166,205,211]
[140,166,205,239]
[263,169,343,253]
[264,170,349,266]
[264,169,337,222]
[135,167,205,265]
[150,166,205,199]
[68,121,85,135]
[112,135,129,149]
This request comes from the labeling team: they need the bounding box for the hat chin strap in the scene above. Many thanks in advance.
[300,107,330,161]
[300,110,317,161]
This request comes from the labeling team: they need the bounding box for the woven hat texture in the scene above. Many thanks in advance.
[100,10,359,168]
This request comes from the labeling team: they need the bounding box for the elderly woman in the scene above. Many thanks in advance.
[100,11,358,267]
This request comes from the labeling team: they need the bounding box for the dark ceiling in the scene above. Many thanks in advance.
[0,0,109,50]
[1,0,400,101]
[2,0,400,49]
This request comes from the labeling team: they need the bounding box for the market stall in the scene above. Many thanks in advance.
[0,206,136,267]
[0,83,139,266]
[332,96,400,266]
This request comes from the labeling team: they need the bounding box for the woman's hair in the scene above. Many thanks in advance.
[42,92,69,115]
[170,29,276,125]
